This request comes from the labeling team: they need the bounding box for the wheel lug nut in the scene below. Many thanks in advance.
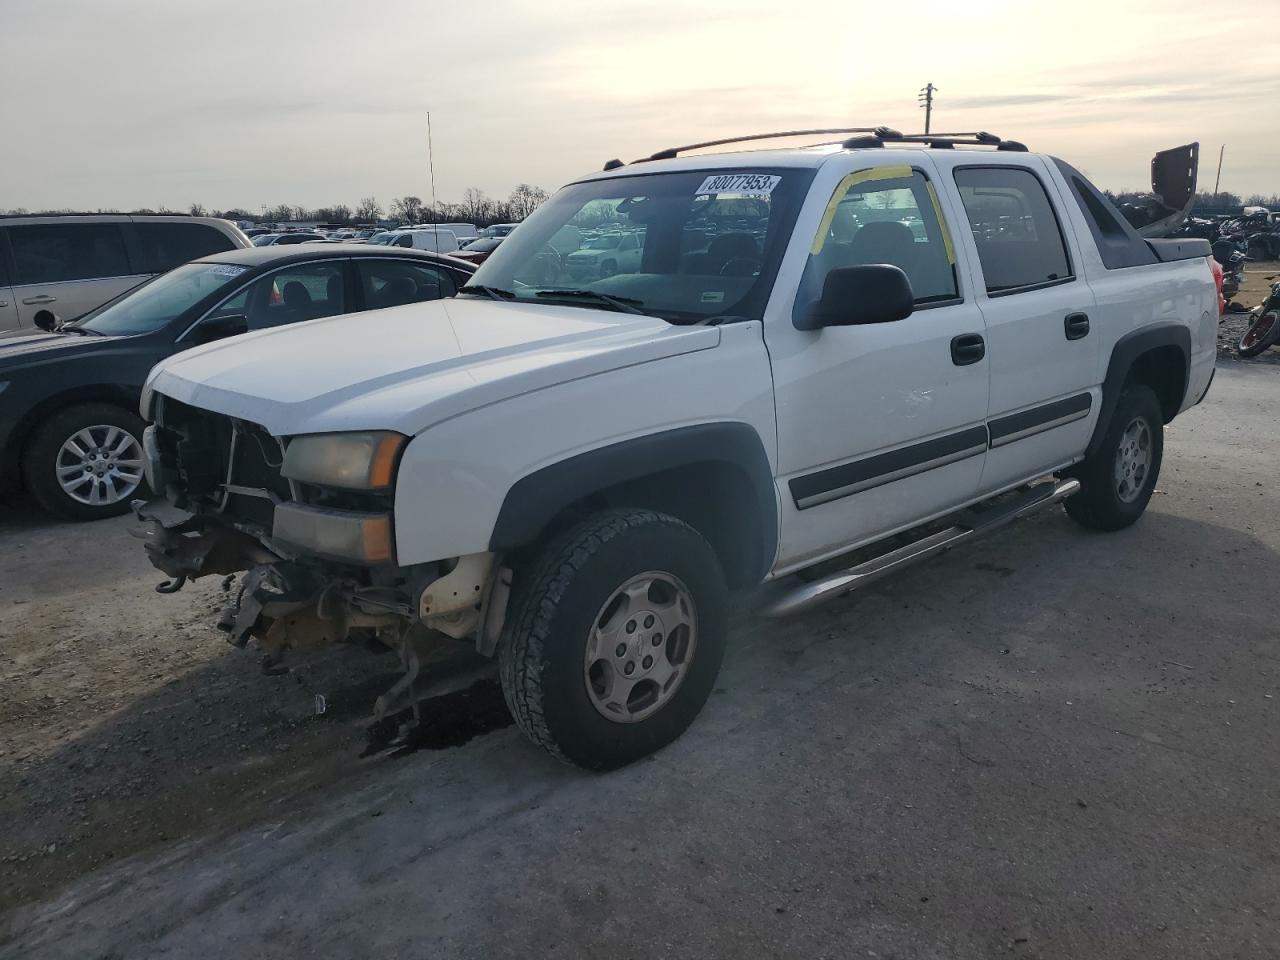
[642,656,653,669]
[652,633,662,645]
[643,614,655,628]
[615,643,627,658]
[624,661,635,676]
[625,620,636,634]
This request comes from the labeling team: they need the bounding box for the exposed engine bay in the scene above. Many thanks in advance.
[132,394,510,750]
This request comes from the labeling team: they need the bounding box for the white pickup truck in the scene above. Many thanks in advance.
[136,129,1217,769]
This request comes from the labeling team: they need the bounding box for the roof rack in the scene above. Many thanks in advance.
[601,127,1028,171]
[841,130,1028,151]
[602,127,904,170]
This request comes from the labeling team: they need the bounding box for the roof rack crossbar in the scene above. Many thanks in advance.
[839,130,1028,152]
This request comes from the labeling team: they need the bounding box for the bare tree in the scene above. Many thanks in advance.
[391,196,424,224]
[508,183,550,221]
[356,196,383,223]
[189,203,207,217]
[460,188,491,225]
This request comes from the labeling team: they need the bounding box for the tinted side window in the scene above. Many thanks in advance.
[953,168,1072,294]
[226,262,346,330]
[794,167,959,319]
[133,222,236,273]
[10,223,131,285]
[357,260,457,309]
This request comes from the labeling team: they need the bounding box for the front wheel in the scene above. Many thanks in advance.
[1063,385,1163,532]
[1238,311,1280,358]
[22,403,148,521]
[498,509,728,770]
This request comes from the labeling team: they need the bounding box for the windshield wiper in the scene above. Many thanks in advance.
[458,284,517,301]
[534,289,647,315]
[57,324,102,336]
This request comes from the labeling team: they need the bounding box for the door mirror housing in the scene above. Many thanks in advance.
[796,264,915,331]
[192,314,248,344]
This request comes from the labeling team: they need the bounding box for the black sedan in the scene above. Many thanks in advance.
[0,245,474,520]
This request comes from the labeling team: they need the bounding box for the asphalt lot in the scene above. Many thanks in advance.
[3,359,1279,959]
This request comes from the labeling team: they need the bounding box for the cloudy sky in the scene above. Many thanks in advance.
[2,0,1275,213]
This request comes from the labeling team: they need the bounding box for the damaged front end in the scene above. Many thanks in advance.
[133,394,510,750]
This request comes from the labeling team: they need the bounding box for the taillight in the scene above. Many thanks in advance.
[1208,256,1224,316]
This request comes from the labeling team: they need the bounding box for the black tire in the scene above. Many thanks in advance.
[1063,385,1163,532]
[23,403,148,521]
[498,509,728,770]
[1238,311,1280,358]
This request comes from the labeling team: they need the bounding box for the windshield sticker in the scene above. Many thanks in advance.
[695,173,781,197]
[701,291,725,303]
[207,265,249,278]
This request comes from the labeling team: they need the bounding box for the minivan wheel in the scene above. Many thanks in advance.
[23,403,148,521]
[498,509,728,770]
[1063,385,1163,532]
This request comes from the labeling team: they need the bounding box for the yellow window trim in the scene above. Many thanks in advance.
[810,165,912,255]
[924,179,957,266]
[809,165,958,267]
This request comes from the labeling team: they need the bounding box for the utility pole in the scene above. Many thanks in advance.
[917,83,936,135]
[426,111,438,220]
[1213,144,1225,197]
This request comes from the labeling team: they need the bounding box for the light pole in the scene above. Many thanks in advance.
[918,83,936,135]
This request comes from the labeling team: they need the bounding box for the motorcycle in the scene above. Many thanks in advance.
[1237,278,1280,358]
[1212,238,1248,305]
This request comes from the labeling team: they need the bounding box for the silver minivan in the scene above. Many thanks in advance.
[0,215,250,331]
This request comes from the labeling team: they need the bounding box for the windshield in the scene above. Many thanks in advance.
[368,232,393,245]
[252,234,277,246]
[78,262,250,336]
[465,168,811,323]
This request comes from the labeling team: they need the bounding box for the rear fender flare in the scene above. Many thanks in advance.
[1087,323,1190,458]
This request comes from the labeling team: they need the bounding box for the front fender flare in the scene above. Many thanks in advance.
[488,422,777,584]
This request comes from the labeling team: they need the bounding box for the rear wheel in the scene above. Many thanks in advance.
[1238,311,1280,358]
[498,509,728,770]
[23,403,148,521]
[1063,385,1163,532]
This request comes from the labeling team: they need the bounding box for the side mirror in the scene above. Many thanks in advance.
[33,310,59,332]
[796,264,914,331]
[192,314,248,344]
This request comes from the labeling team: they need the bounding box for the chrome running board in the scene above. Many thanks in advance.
[757,478,1080,619]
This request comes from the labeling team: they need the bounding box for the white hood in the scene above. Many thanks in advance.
[146,298,718,437]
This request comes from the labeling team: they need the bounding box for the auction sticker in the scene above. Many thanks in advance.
[696,173,780,197]
[207,265,249,277]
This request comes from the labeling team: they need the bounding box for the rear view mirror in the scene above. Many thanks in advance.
[796,264,914,331]
[192,314,248,344]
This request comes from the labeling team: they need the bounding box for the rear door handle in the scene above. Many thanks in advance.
[951,333,986,366]
[22,295,57,305]
[1064,312,1090,340]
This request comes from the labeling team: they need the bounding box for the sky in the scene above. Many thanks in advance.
[2,0,1277,213]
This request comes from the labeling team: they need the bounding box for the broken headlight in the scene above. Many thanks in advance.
[281,431,406,491]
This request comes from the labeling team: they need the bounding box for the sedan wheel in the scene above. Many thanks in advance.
[57,424,145,507]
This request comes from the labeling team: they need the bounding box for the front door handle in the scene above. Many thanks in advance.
[951,333,986,366]
[1064,312,1090,340]
[22,295,57,305]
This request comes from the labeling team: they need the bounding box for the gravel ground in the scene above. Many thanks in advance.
[2,356,1279,959]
